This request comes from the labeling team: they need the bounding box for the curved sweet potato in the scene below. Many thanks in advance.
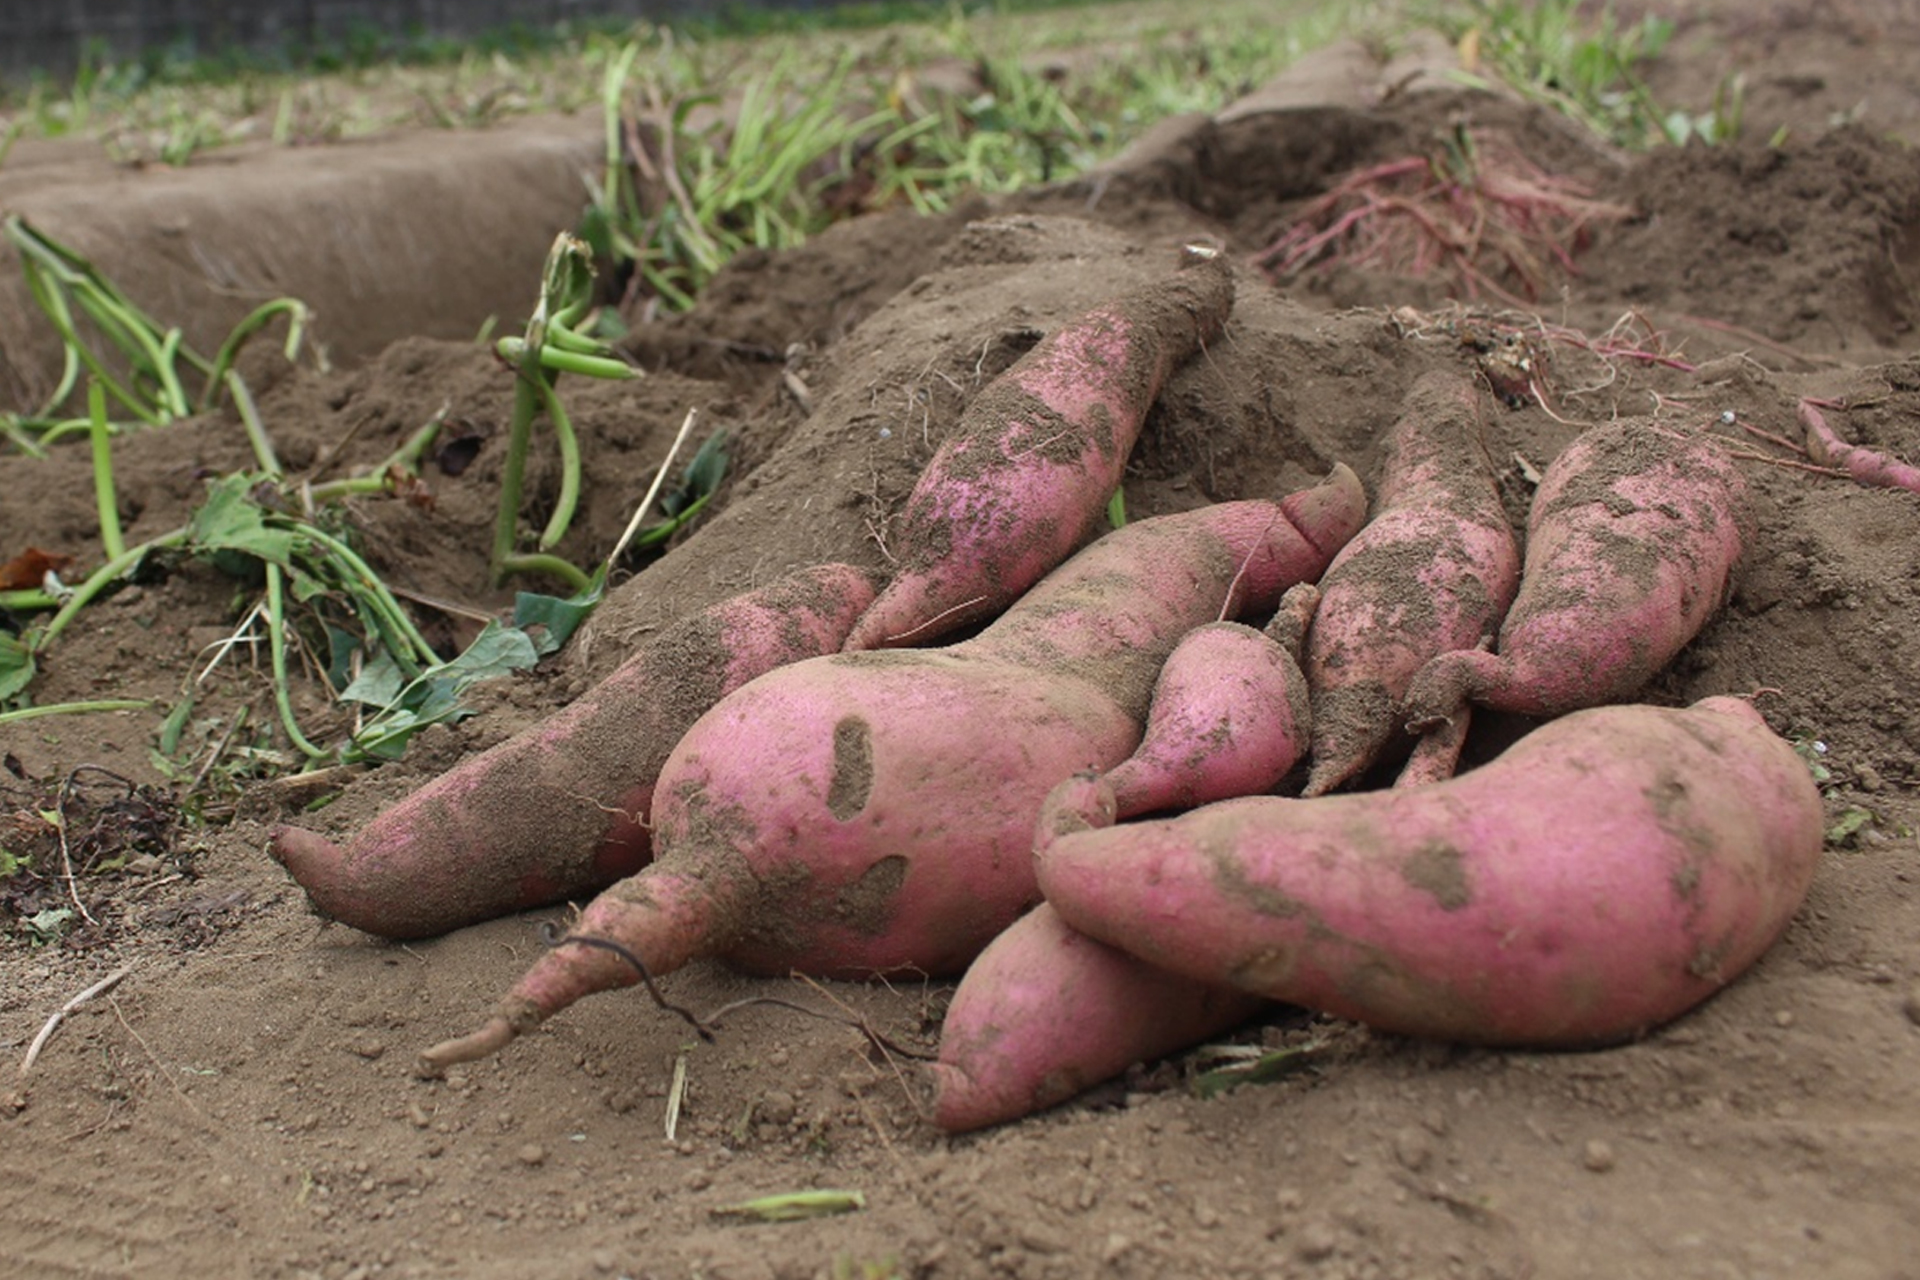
[1106,606,1315,818]
[267,563,881,939]
[1037,696,1823,1047]
[1302,372,1520,795]
[843,246,1235,649]
[418,467,1366,1072]
[1402,418,1750,733]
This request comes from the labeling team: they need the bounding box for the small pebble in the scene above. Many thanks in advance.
[1392,1126,1433,1173]
[1294,1219,1338,1262]
[350,1038,386,1060]
[1902,987,1920,1027]
[1582,1139,1616,1173]
[1773,1010,1796,1029]
[516,1143,547,1168]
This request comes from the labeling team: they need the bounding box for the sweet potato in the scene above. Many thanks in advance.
[417,467,1366,1072]
[927,601,1322,1133]
[1301,372,1520,795]
[1106,597,1316,817]
[1402,418,1750,733]
[267,563,881,939]
[930,899,1266,1132]
[1037,696,1823,1047]
[842,246,1235,650]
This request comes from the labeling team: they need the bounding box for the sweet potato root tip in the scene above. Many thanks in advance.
[418,1016,517,1076]
[268,562,880,940]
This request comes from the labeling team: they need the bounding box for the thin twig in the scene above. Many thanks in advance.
[17,964,135,1081]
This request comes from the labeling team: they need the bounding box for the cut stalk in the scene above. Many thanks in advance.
[86,382,126,561]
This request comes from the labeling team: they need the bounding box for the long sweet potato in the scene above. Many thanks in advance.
[842,246,1235,650]
[418,467,1366,1072]
[1037,696,1823,1047]
[267,563,881,939]
[1402,418,1750,734]
[1301,372,1520,795]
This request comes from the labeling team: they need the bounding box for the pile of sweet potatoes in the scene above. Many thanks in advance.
[263,255,1825,1136]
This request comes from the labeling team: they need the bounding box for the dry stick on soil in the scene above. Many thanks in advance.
[15,964,136,1084]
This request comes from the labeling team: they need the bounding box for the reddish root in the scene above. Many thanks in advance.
[1253,130,1630,303]
[1799,398,1920,495]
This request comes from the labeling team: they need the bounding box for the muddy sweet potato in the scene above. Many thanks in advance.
[1402,418,1750,735]
[1037,696,1824,1047]
[1301,372,1520,795]
[267,563,881,939]
[928,601,1321,1132]
[842,246,1235,650]
[418,466,1366,1072]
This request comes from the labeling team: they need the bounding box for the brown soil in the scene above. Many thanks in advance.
[4,6,1920,1278]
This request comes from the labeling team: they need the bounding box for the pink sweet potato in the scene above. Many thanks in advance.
[267,563,881,939]
[1105,601,1316,817]
[842,246,1235,650]
[930,899,1266,1133]
[1402,418,1750,733]
[927,605,1323,1134]
[1301,372,1520,795]
[1037,696,1824,1047]
[418,467,1366,1072]
[932,595,1321,1129]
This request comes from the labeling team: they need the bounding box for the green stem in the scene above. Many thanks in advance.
[284,523,436,671]
[0,699,152,727]
[265,563,329,760]
[497,553,593,595]
[32,527,190,654]
[490,364,541,586]
[225,370,282,478]
[305,413,445,504]
[19,258,160,426]
[0,588,60,611]
[87,381,126,561]
[200,298,308,412]
[536,377,581,551]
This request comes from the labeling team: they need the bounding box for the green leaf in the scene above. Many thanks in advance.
[1826,806,1874,848]
[23,906,74,943]
[711,1190,866,1223]
[343,621,540,762]
[338,649,409,708]
[157,693,194,756]
[187,473,301,569]
[0,630,35,701]
[0,846,27,878]
[1189,1040,1328,1100]
[513,576,605,656]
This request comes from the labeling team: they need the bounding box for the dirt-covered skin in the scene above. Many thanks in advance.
[1402,416,1752,730]
[266,563,882,939]
[1300,370,1520,794]
[4,7,1920,1277]
[1038,697,1826,1046]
